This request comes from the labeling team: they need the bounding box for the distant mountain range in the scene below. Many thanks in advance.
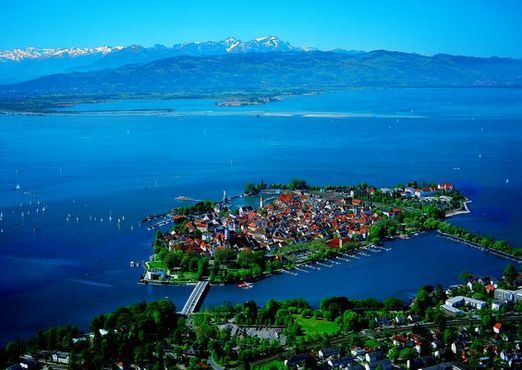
[1,36,521,101]
[0,36,309,84]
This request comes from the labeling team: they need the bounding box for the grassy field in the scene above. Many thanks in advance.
[294,315,339,337]
[171,271,198,282]
[252,359,286,370]
[146,260,167,270]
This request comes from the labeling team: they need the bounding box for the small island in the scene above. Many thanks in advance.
[215,96,282,107]
[141,180,521,287]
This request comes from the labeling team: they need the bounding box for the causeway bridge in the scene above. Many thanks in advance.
[180,281,210,315]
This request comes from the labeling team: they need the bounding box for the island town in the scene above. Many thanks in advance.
[140,179,520,291]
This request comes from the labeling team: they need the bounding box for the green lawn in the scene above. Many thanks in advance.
[364,338,380,348]
[294,315,339,337]
[171,271,198,282]
[252,359,286,370]
[146,260,167,270]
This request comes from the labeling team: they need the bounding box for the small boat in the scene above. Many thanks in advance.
[142,214,156,222]
[130,261,135,268]
[237,281,253,289]
[14,184,21,191]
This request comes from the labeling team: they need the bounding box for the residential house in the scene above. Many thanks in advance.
[319,347,340,359]
[51,351,70,364]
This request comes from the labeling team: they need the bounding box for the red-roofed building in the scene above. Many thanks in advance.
[278,193,293,204]
[327,238,342,249]
[485,284,496,294]
[438,183,453,190]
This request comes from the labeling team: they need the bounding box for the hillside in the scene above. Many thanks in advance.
[2,50,521,99]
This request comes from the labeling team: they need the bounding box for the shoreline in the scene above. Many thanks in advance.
[0,109,427,119]
[140,225,521,289]
[139,242,396,287]
[445,200,471,217]
[437,231,521,263]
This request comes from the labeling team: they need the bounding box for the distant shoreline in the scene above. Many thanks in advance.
[0,109,427,119]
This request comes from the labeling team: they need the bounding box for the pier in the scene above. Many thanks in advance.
[180,281,210,315]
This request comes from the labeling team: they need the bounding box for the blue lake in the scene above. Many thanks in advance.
[0,88,521,344]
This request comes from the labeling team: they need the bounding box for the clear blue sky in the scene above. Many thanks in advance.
[2,0,522,57]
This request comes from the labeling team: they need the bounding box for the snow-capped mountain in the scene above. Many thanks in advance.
[0,46,124,62]
[227,36,296,53]
[168,36,298,55]
[0,36,298,63]
[0,36,303,83]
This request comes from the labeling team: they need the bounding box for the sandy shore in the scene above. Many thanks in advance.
[0,109,427,119]
[445,200,471,218]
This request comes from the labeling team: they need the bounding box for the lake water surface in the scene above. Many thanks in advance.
[0,88,521,344]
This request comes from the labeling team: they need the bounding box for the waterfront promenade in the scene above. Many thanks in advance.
[437,231,521,264]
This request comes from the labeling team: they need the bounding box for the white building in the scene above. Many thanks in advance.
[51,351,70,364]
[442,296,486,315]
[494,288,522,303]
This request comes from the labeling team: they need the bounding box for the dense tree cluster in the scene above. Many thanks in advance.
[1,301,182,369]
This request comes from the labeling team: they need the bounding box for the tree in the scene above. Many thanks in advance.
[459,271,473,283]
[369,223,386,241]
[481,312,494,330]
[320,297,352,320]
[288,178,308,190]
[412,288,432,315]
[4,340,23,363]
[164,250,183,270]
[503,264,518,286]
[384,297,404,311]
[399,347,416,360]
[244,182,257,195]
[340,311,364,332]
[387,346,400,361]
[443,328,456,344]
